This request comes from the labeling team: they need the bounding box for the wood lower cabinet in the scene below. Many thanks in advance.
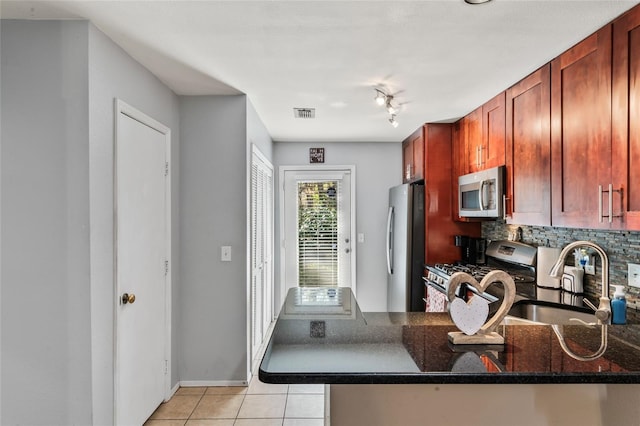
[402,127,424,183]
[551,26,613,229]
[612,5,640,230]
[505,65,551,226]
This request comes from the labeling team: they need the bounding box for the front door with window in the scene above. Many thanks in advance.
[282,168,354,299]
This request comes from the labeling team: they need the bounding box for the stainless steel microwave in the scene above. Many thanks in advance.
[458,165,505,218]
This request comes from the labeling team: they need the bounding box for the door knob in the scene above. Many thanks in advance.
[121,293,136,304]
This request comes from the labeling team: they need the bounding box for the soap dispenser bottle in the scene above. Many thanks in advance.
[611,285,627,325]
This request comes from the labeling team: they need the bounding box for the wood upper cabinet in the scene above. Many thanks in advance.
[505,65,551,226]
[551,26,613,229]
[402,127,424,183]
[462,107,482,173]
[464,93,506,174]
[481,92,507,170]
[612,5,640,230]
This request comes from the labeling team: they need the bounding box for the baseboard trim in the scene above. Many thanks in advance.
[180,380,249,387]
[169,382,180,399]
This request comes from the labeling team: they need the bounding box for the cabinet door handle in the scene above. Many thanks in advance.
[598,185,604,223]
[608,183,613,224]
[598,184,623,223]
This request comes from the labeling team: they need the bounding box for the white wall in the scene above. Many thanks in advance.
[179,95,250,384]
[273,142,401,311]
[1,20,92,425]
[88,24,181,425]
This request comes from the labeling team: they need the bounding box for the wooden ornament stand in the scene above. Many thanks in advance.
[446,270,516,345]
[447,331,504,345]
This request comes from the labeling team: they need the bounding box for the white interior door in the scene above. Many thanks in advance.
[281,167,355,300]
[115,100,171,426]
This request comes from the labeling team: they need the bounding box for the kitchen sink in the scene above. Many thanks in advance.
[503,301,597,325]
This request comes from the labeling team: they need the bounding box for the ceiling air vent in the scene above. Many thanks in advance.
[294,108,316,119]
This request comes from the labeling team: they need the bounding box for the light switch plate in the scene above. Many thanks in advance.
[629,263,640,288]
[221,246,232,262]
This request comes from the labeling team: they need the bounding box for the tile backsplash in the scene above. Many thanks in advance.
[482,220,640,309]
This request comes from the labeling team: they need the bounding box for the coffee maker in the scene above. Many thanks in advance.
[454,235,486,265]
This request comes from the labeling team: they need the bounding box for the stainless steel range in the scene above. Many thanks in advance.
[423,240,538,312]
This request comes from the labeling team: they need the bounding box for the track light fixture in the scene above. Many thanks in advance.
[386,100,398,115]
[374,88,400,128]
[374,89,386,106]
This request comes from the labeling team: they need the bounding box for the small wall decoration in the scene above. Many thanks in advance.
[309,148,325,164]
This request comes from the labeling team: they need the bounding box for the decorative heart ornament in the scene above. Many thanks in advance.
[446,270,516,344]
[449,296,489,336]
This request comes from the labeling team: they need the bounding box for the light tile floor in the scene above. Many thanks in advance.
[144,323,324,426]
[144,380,325,426]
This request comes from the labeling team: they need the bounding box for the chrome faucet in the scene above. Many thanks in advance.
[549,241,611,325]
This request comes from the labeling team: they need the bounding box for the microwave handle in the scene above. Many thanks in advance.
[479,179,487,210]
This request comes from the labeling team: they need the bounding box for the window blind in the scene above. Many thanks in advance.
[297,181,339,287]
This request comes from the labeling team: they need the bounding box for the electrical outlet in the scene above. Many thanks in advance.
[585,264,595,275]
[629,263,640,288]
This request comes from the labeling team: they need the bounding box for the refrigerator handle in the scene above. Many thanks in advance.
[386,206,394,275]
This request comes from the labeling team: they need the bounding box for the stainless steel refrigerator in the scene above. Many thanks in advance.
[386,182,425,312]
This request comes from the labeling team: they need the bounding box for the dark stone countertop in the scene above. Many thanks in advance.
[259,287,640,385]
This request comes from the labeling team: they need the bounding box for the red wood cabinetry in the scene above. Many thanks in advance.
[613,6,640,230]
[451,121,464,220]
[402,124,481,262]
[551,26,614,229]
[402,128,424,183]
[463,94,506,174]
[481,92,507,170]
[423,124,480,264]
[505,65,552,226]
[461,107,481,174]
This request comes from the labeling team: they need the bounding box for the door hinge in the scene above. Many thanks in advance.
[165,162,169,177]
[165,260,169,276]
[164,360,168,374]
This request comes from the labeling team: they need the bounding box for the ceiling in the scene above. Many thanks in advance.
[2,0,639,143]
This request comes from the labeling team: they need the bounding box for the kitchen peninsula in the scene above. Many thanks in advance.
[260,287,640,426]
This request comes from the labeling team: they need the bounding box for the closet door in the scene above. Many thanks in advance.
[250,146,274,362]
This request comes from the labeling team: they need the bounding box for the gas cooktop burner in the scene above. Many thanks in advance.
[432,262,535,284]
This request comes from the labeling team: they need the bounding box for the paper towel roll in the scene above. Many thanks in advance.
[536,247,562,289]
